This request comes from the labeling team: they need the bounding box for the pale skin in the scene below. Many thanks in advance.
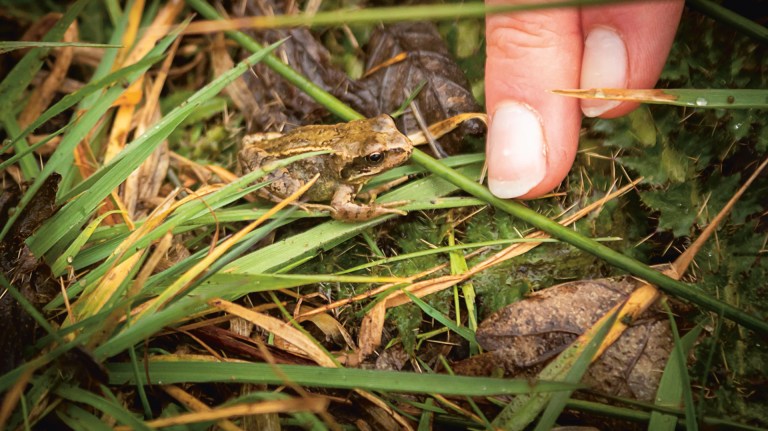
[485,0,685,199]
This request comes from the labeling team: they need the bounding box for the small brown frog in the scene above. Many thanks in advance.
[238,114,413,221]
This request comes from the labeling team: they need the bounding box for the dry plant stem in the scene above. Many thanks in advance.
[162,385,243,431]
[0,366,36,429]
[432,393,485,424]
[209,299,336,367]
[131,232,174,295]
[363,52,408,77]
[113,398,329,430]
[590,157,768,364]
[669,156,768,278]
[406,113,487,147]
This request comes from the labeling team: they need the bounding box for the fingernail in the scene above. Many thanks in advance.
[487,102,547,198]
[580,26,627,117]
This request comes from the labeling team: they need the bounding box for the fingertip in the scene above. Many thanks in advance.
[486,100,580,200]
[580,26,628,117]
[487,102,547,198]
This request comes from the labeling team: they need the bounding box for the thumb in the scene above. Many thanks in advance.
[485,4,582,199]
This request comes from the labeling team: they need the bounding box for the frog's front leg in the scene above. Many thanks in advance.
[330,184,407,221]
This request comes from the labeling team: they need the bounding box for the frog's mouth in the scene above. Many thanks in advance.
[341,148,411,183]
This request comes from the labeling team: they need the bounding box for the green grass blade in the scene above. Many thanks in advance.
[663,302,698,431]
[50,211,121,276]
[189,0,645,29]
[27,42,282,257]
[566,398,763,430]
[0,114,40,178]
[0,125,67,172]
[56,385,151,430]
[107,361,580,396]
[649,323,704,431]
[405,291,477,344]
[57,404,114,431]
[337,238,582,275]
[531,311,619,431]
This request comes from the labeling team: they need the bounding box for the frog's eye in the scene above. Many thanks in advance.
[366,152,384,165]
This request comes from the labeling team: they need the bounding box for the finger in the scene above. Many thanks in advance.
[580,0,684,118]
[485,2,583,199]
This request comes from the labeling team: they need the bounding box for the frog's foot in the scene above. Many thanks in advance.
[330,203,407,221]
[330,185,409,221]
[358,177,410,202]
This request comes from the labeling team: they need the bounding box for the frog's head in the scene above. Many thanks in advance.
[341,114,413,184]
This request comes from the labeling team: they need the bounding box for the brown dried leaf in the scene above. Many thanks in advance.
[358,301,386,360]
[211,33,261,119]
[298,305,356,349]
[453,275,673,402]
[236,0,376,131]
[360,22,483,153]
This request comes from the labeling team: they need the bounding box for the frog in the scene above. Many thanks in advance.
[238,114,413,221]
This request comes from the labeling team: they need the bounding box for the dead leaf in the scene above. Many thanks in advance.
[453,275,673,402]
[236,0,377,131]
[360,22,483,154]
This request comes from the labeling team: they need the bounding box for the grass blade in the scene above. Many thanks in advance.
[107,361,580,396]
[56,385,151,430]
[551,88,768,109]
[649,323,704,431]
[27,41,283,257]
[532,310,619,431]
[405,291,477,344]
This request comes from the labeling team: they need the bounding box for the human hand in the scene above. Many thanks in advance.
[484,0,684,198]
